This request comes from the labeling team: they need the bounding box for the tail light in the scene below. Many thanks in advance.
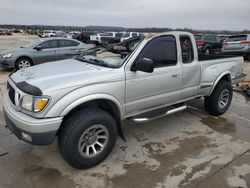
[240,40,250,44]
[223,41,228,47]
[196,40,204,46]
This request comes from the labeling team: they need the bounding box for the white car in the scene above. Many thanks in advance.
[120,32,143,42]
[90,33,109,44]
[42,30,57,38]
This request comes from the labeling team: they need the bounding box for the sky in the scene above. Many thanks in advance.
[0,0,249,30]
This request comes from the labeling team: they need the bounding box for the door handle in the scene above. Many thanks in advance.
[171,74,179,78]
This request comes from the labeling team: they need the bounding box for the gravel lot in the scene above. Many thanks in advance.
[0,34,250,188]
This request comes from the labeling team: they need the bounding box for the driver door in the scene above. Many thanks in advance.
[125,35,183,116]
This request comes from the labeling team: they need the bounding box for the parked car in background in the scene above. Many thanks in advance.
[41,30,57,38]
[12,28,22,33]
[222,34,250,60]
[120,32,143,42]
[90,33,108,44]
[55,31,68,38]
[195,34,223,54]
[0,29,4,35]
[218,34,230,42]
[74,31,95,43]
[0,38,93,69]
[100,32,125,44]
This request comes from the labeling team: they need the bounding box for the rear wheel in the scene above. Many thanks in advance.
[204,80,233,116]
[58,108,118,169]
[15,57,32,70]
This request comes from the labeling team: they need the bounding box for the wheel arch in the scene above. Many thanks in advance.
[15,56,34,67]
[209,72,232,96]
[57,95,126,140]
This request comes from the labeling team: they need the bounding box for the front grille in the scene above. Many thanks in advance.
[7,81,16,105]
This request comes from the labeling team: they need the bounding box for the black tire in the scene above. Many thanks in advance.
[204,80,233,116]
[58,108,118,169]
[15,57,32,70]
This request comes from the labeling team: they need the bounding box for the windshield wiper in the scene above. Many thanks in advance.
[74,57,113,68]
[88,58,113,68]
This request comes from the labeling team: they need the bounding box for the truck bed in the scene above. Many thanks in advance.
[198,53,240,61]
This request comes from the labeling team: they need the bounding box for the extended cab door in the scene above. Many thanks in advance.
[125,35,183,116]
[179,35,201,99]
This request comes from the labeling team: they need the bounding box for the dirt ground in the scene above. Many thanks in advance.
[0,34,250,188]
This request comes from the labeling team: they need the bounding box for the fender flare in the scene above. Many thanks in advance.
[208,71,231,96]
[59,94,124,117]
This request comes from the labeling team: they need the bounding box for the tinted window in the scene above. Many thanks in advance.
[195,35,202,40]
[180,36,194,64]
[115,33,123,37]
[132,33,138,37]
[219,36,229,41]
[226,35,247,42]
[137,36,177,68]
[106,33,114,37]
[59,40,79,47]
[204,35,216,41]
[100,33,108,36]
[122,33,130,38]
[39,40,58,49]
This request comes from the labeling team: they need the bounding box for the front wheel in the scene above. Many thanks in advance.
[204,80,233,116]
[15,57,32,70]
[58,108,118,169]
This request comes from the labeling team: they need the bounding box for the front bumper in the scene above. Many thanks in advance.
[3,94,63,145]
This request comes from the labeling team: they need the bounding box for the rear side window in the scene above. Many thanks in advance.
[137,36,177,68]
[194,35,202,40]
[180,36,194,64]
[204,35,216,42]
[40,40,58,49]
[115,33,123,37]
[132,33,138,37]
[106,33,113,37]
[226,35,247,42]
[59,40,79,47]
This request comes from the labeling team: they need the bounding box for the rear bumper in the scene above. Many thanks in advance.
[3,94,63,145]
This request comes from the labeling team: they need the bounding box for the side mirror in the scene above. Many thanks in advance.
[34,45,43,51]
[133,58,154,73]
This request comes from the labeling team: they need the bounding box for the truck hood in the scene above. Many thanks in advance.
[11,59,114,93]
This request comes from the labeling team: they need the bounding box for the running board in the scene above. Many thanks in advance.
[128,105,187,123]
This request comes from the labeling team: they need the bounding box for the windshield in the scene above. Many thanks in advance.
[75,37,143,68]
[22,39,42,48]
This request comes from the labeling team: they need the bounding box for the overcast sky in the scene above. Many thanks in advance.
[0,0,249,30]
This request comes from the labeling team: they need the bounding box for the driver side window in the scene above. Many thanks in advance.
[137,36,177,68]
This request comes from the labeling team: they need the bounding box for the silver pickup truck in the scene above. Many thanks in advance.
[3,32,246,169]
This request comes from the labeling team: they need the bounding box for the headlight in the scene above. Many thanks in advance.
[21,95,49,112]
[3,53,12,58]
